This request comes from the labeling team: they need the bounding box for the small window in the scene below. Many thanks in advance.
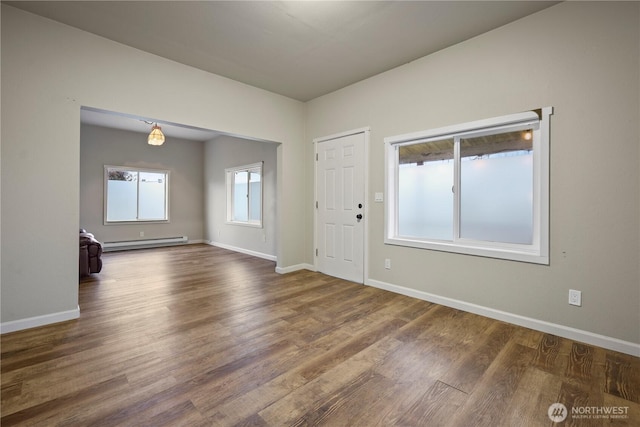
[226,162,263,227]
[104,166,169,223]
[385,108,552,264]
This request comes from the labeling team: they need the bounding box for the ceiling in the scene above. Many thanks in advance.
[6,0,558,140]
[80,106,224,142]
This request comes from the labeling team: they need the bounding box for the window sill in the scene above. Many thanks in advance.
[384,236,548,265]
[226,221,263,229]
[104,219,170,225]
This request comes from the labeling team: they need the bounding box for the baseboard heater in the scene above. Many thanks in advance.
[103,236,188,252]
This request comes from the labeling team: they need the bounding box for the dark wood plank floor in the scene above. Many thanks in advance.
[2,244,638,426]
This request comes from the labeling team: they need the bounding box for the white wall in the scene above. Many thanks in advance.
[204,135,278,259]
[1,5,306,328]
[80,124,205,244]
[306,2,640,348]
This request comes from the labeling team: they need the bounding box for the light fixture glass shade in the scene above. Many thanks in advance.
[148,125,165,146]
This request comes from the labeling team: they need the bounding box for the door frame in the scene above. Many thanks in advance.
[313,127,370,284]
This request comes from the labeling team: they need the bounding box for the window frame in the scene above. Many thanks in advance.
[384,107,552,264]
[103,165,170,224]
[225,162,263,228]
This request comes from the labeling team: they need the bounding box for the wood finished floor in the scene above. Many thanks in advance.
[1,244,638,426]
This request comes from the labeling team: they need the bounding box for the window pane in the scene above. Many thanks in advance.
[460,130,533,244]
[106,168,169,223]
[106,170,137,221]
[398,139,454,240]
[233,171,249,222]
[249,170,261,222]
[138,172,167,220]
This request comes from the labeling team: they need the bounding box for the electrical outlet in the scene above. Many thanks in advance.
[139,231,144,237]
[384,258,391,270]
[568,289,582,306]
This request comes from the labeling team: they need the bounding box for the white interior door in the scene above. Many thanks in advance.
[315,131,366,283]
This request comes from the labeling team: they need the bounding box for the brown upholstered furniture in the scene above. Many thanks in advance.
[80,229,102,276]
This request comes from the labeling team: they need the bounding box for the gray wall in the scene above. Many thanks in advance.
[1,5,306,327]
[306,1,640,346]
[2,2,638,351]
[80,124,205,244]
[204,135,278,258]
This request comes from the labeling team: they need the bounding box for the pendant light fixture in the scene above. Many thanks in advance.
[148,123,165,146]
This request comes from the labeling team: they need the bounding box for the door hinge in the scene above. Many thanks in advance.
[316,153,318,161]
[315,201,318,209]
[315,248,318,256]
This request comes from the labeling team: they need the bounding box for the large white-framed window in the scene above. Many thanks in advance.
[104,166,169,223]
[226,162,263,227]
[385,107,552,264]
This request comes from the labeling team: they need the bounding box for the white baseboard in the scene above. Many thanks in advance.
[366,278,640,357]
[275,263,315,274]
[207,241,277,262]
[1,306,80,334]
